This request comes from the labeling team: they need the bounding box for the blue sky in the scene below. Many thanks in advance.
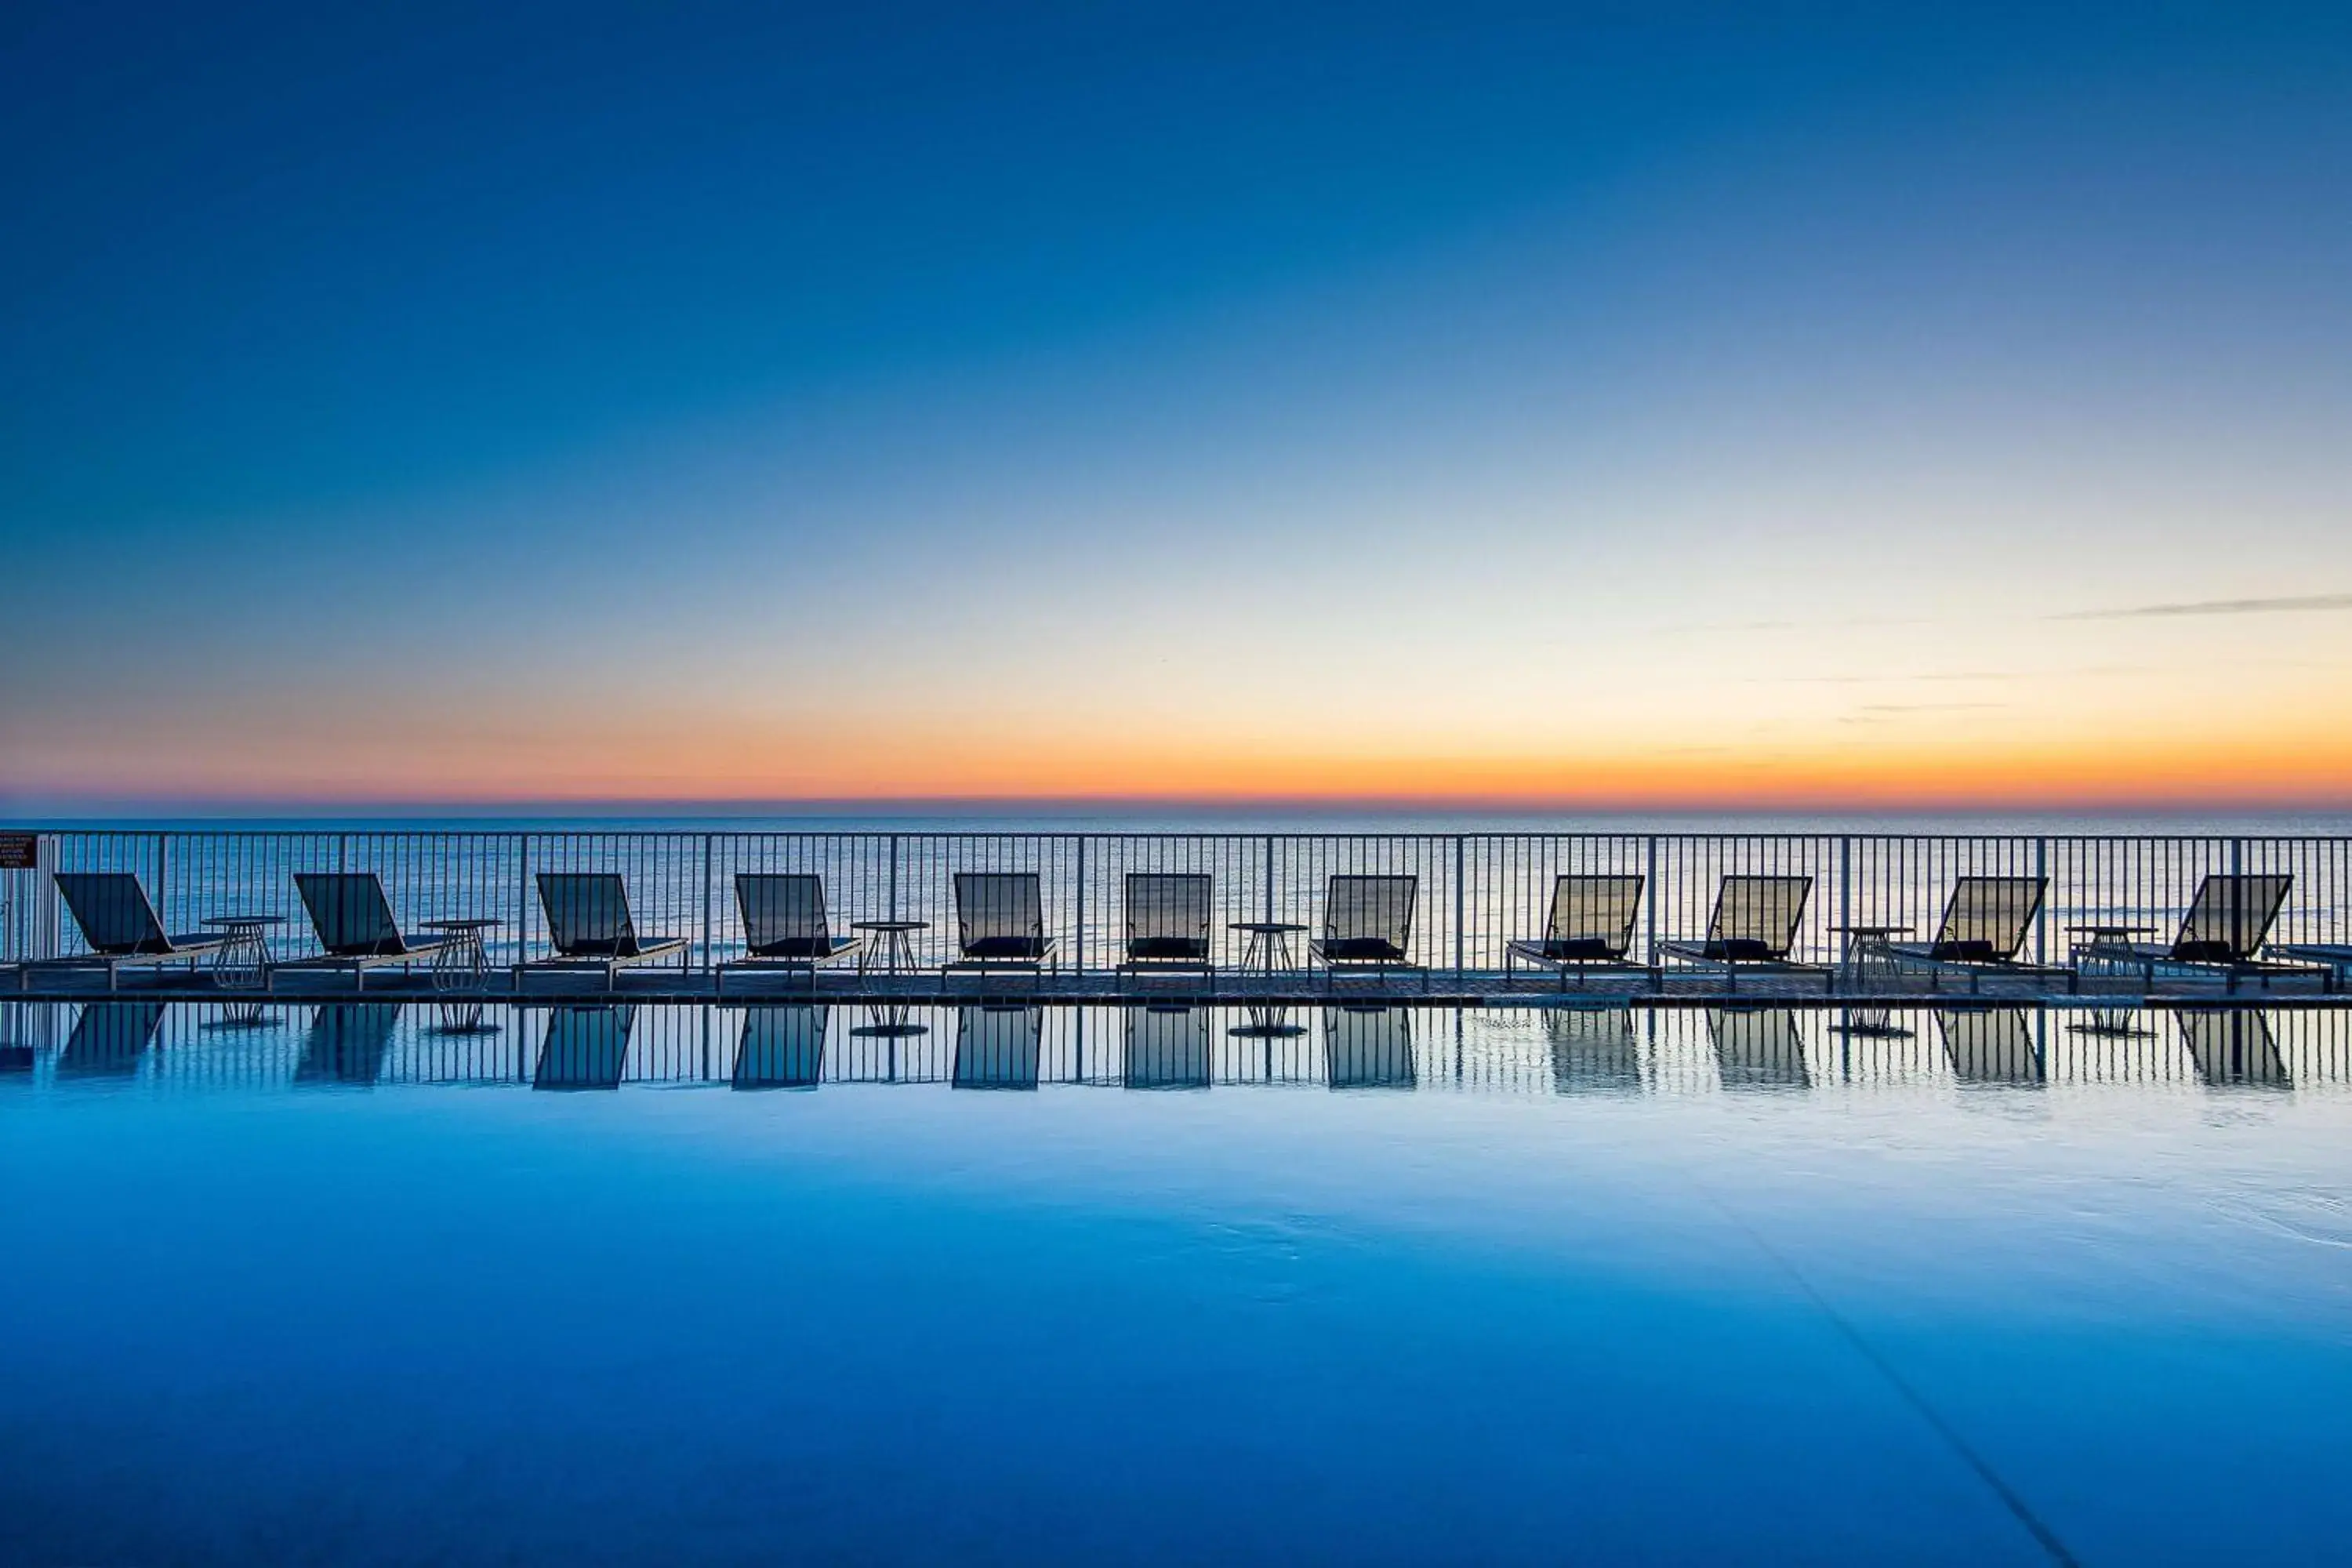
[4,2,2349,807]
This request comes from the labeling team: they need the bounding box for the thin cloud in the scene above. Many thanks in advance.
[2053,593,2352,622]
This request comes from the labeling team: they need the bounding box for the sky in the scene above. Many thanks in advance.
[3,1,2349,812]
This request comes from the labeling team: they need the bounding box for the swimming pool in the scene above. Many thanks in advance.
[2,1002,2346,1563]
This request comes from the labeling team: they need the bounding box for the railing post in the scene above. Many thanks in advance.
[888,835,901,921]
[1263,834,1276,924]
[1837,835,1852,973]
[700,833,714,972]
[2034,836,2049,966]
[155,833,169,932]
[516,834,530,971]
[1643,835,1659,964]
[1074,835,1087,975]
[1453,835,1466,982]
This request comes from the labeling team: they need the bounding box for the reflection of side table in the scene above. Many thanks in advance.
[1230,922,1308,976]
[853,920,927,977]
[422,918,501,993]
[205,916,282,991]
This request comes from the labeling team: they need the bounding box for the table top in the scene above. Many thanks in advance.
[420,917,503,931]
[203,915,285,928]
[851,920,929,932]
[1230,921,1309,934]
[1832,923,1914,935]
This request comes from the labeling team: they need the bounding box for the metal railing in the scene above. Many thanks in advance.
[2,827,2348,978]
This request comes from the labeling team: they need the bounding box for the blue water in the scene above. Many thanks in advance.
[4,1002,2350,1564]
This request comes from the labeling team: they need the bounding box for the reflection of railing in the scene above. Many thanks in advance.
[5,1001,2350,1093]
[5,828,2350,981]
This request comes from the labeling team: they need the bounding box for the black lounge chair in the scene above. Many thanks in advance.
[1882,876,2071,994]
[1123,1003,1210,1089]
[2074,874,2325,994]
[24,873,229,993]
[732,1004,829,1089]
[953,1004,1042,1088]
[278,873,457,991]
[1323,1004,1415,1088]
[1310,874,1426,990]
[2260,941,2352,991]
[1506,873,1652,989]
[525,873,690,988]
[1936,1007,2043,1085]
[717,873,858,996]
[1116,873,1213,987]
[534,1004,634,1090]
[946,873,1058,986]
[1656,875,1830,993]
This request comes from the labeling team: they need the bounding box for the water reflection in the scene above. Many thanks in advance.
[1708,1007,1809,1089]
[1547,1007,1642,1094]
[57,1002,164,1079]
[734,1004,828,1090]
[1123,1004,1210,1090]
[1324,1005,1414,1090]
[2180,1010,2290,1087]
[534,1005,634,1091]
[296,1004,402,1086]
[953,1004,1042,1091]
[1936,1008,2044,1086]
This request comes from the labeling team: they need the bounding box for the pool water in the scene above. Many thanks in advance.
[2,1003,2347,1564]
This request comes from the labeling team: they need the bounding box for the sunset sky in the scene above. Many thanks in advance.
[4,2,2349,811]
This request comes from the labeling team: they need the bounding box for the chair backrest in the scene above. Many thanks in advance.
[1125,873,1211,947]
[1931,876,2045,962]
[735,1004,829,1088]
[1706,875,1811,960]
[953,1004,1043,1089]
[53,873,169,955]
[535,1004,634,1089]
[954,873,1043,948]
[1323,874,1417,949]
[1323,1004,1415,1088]
[1123,1004,1210,1088]
[2173,873,2291,962]
[295,873,408,956]
[536,873,641,957]
[735,873,831,956]
[1545,873,1644,955]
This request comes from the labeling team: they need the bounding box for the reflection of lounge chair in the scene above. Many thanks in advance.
[2075,874,2325,994]
[732,1004,829,1088]
[1546,1007,1642,1094]
[527,874,689,987]
[1117,873,1213,987]
[717,875,857,996]
[281,873,456,991]
[1658,877,1829,993]
[533,1004,634,1089]
[2178,1010,2289,1087]
[1323,1004,1415,1088]
[946,874,1058,985]
[1708,1007,1809,1088]
[27,873,227,993]
[56,1002,165,1078]
[1123,1004,1210,1088]
[953,1004,1042,1088]
[1311,875,1425,990]
[1508,875,1653,990]
[296,1003,403,1084]
[1936,1007,2042,1084]
[1882,877,2071,994]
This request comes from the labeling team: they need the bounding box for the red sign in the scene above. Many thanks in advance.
[0,833,39,870]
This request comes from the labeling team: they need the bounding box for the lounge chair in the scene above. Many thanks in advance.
[278,873,457,991]
[1310,874,1426,989]
[732,1004,829,1089]
[1323,1004,1415,1088]
[1116,873,1213,987]
[717,873,857,996]
[525,873,690,987]
[1123,1003,1210,1088]
[2074,873,2326,994]
[22,873,229,993]
[534,1004,634,1090]
[296,1002,403,1085]
[952,1003,1042,1088]
[1655,875,1830,993]
[1936,1007,2042,1085]
[945,873,1058,986]
[2259,941,2352,991]
[1506,873,1653,989]
[1878,876,2073,994]
[1708,1007,1810,1088]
